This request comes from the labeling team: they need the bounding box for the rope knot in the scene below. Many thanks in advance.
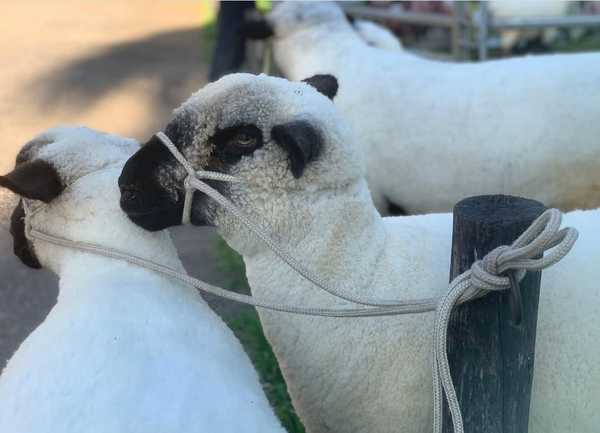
[469,245,524,294]
[433,208,579,433]
[183,175,194,192]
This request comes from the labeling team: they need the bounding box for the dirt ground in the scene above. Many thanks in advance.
[0,0,237,369]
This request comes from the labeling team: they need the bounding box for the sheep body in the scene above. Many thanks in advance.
[352,20,402,50]
[116,73,600,433]
[267,2,600,213]
[0,127,285,433]
[488,0,569,51]
[246,187,600,433]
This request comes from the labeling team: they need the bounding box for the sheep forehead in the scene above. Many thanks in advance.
[174,73,337,161]
[181,73,310,115]
[32,126,139,184]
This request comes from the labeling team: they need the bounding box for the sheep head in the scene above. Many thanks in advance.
[244,2,349,41]
[119,73,363,255]
[0,126,141,270]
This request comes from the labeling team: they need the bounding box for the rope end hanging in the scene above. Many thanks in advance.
[433,207,578,433]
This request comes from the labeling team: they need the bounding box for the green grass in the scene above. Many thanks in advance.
[213,237,306,433]
[227,310,306,433]
[213,236,251,291]
[553,30,600,53]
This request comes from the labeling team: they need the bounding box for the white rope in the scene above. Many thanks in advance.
[432,210,578,433]
[158,132,443,309]
[22,132,579,433]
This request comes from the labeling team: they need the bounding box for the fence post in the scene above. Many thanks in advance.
[443,195,545,433]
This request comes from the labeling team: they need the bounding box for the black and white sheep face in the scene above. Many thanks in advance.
[0,126,139,268]
[119,73,362,240]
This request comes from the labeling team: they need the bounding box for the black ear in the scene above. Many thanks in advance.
[271,120,323,178]
[9,200,41,269]
[242,17,274,39]
[302,74,338,100]
[0,160,63,203]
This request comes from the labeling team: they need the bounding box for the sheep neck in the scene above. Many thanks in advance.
[244,180,386,308]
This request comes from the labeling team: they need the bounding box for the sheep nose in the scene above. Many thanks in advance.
[119,185,144,212]
[120,187,138,203]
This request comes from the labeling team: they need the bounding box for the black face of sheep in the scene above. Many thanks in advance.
[0,157,64,269]
[119,73,339,232]
[118,134,187,232]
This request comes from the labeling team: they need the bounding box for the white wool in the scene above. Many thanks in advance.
[243,198,600,433]
[0,127,285,433]
[267,1,600,214]
[352,20,402,51]
[170,75,599,433]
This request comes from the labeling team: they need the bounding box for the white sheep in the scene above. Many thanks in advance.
[250,1,600,215]
[118,73,600,433]
[487,0,569,53]
[0,126,286,433]
[351,19,402,51]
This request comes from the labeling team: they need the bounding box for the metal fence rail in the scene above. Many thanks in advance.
[341,1,600,61]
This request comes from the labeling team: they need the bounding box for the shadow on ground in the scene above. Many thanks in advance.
[0,21,253,370]
[27,24,215,136]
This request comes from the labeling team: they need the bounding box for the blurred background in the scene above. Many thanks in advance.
[2,2,600,432]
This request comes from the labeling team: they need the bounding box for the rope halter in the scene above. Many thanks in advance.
[155,131,241,224]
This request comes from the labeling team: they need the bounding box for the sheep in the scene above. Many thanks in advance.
[0,126,286,433]
[247,1,600,215]
[487,0,569,53]
[351,20,403,51]
[118,73,600,433]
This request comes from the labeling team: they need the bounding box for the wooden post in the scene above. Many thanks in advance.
[443,195,545,433]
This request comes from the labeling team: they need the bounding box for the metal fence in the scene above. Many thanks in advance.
[341,1,600,60]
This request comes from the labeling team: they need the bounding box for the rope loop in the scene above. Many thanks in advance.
[470,245,519,293]
[433,208,578,433]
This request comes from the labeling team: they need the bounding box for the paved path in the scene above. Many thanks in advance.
[0,1,247,370]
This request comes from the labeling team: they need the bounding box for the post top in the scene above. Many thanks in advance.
[454,195,545,226]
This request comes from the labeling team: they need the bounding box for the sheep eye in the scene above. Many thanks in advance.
[212,124,263,164]
[234,132,256,147]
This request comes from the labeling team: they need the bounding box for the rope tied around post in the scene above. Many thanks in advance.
[433,208,578,433]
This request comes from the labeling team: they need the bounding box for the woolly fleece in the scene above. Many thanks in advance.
[133,74,599,433]
[0,127,285,433]
[267,1,600,214]
[352,20,403,51]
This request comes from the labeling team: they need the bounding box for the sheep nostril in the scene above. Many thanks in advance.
[120,187,140,205]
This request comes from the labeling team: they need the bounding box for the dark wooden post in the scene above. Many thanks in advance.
[443,195,545,433]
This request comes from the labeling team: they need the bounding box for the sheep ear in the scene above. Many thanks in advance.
[272,120,323,178]
[242,17,274,39]
[0,160,63,203]
[302,74,338,100]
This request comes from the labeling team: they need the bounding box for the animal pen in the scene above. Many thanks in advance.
[1,2,595,432]
[341,1,600,60]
